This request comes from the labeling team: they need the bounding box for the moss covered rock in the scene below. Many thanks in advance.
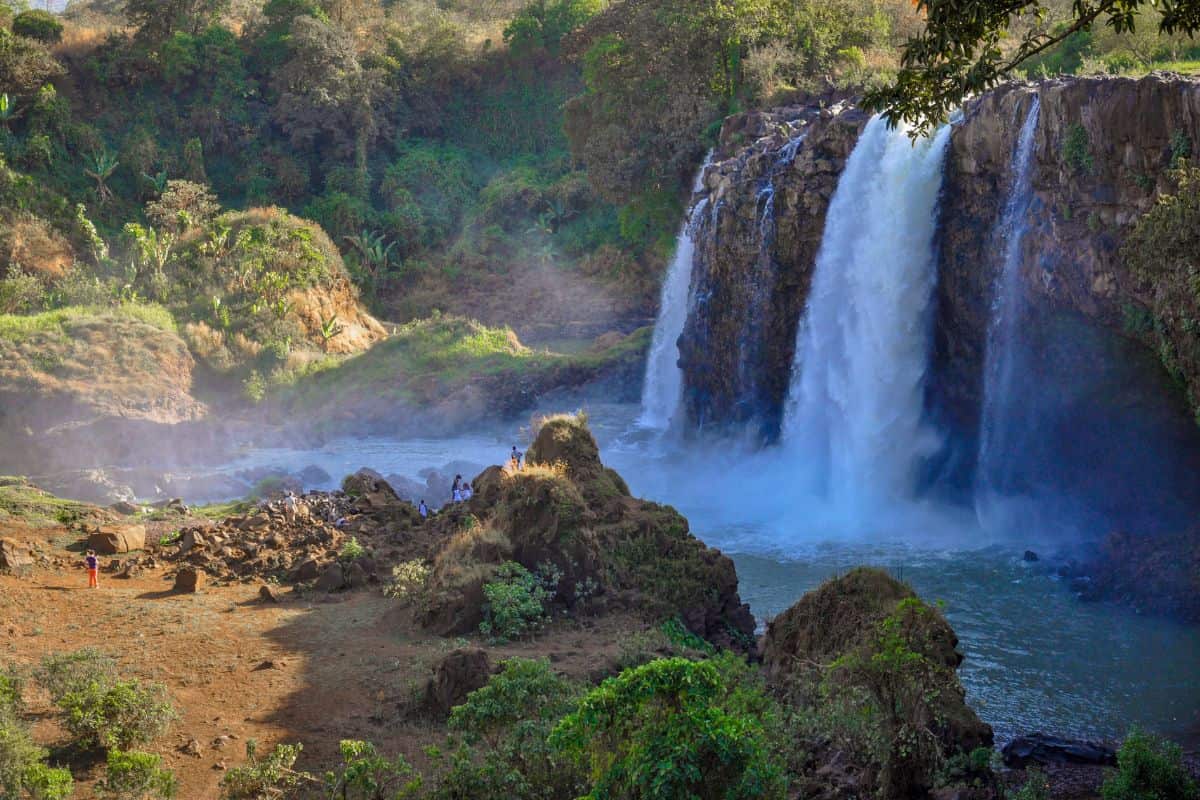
[763,568,992,797]
[420,414,755,650]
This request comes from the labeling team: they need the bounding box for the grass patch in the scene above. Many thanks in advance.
[0,478,94,527]
[0,303,177,344]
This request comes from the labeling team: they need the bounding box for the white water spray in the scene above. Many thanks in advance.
[639,153,713,430]
[975,97,1041,524]
[783,116,951,513]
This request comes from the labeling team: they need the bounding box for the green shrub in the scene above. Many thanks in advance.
[220,740,307,800]
[383,560,430,603]
[98,749,177,799]
[1100,728,1197,800]
[1171,129,1193,166]
[36,648,118,704]
[323,739,422,800]
[479,561,551,642]
[1062,123,1095,175]
[550,656,787,800]
[338,536,366,562]
[12,10,63,44]
[16,761,74,800]
[1011,767,1051,800]
[433,659,584,799]
[0,272,46,314]
[59,679,177,751]
[0,665,23,716]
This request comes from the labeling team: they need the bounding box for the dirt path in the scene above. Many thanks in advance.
[0,544,638,798]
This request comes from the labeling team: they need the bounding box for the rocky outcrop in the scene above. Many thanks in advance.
[419,414,756,649]
[930,74,1200,527]
[763,568,993,799]
[1069,526,1200,623]
[679,102,869,441]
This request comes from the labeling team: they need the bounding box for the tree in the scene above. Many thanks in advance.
[0,27,64,96]
[550,656,787,800]
[125,0,231,46]
[865,0,1200,133]
[271,14,384,185]
[563,0,781,202]
[503,0,604,57]
[12,10,63,44]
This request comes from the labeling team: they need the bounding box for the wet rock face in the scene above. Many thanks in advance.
[678,103,869,442]
[930,75,1200,524]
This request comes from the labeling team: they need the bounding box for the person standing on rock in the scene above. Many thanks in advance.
[85,550,99,589]
[452,475,463,503]
[510,446,522,470]
[419,499,428,518]
[284,492,299,525]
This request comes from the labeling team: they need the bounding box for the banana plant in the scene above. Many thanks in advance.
[85,149,120,204]
[319,315,345,351]
[343,230,397,280]
[141,169,168,197]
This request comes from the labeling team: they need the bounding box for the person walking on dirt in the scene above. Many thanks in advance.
[85,550,99,589]
[283,491,299,525]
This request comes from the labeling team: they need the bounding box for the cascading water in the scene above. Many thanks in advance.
[975,96,1041,512]
[638,152,713,430]
[782,116,951,514]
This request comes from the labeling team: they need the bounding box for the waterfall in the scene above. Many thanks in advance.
[736,131,807,423]
[639,152,713,430]
[976,96,1042,506]
[782,116,951,512]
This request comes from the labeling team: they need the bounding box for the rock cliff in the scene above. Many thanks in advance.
[678,102,869,441]
[931,74,1200,527]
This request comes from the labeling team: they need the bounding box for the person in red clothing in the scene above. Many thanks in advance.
[85,549,99,588]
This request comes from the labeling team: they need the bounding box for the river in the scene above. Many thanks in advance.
[206,400,1200,747]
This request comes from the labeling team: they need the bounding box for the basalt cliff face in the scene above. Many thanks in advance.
[679,74,1200,527]
[931,74,1200,525]
[678,102,869,441]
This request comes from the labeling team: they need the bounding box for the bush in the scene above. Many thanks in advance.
[0,665,23,716]
[0,271,46,314]
[59,679,177,751]
[220,740,307,800]
[383,560,430,603]
[432,659,584,799]
[338,536,366,562]
[12,10,63,44]
[550,656,787,800]
[16,761,73,800]
[479,561,551,642]
[98,749,177,800]
[323,739,421,800]
[1062,123,1094,175]
[36,648,118,704]
[1100,728,1197,800]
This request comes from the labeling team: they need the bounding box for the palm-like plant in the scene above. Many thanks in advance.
[343,230,397,280]
[85,149,120,204]
[141,169,168,197]
[318,315,345,351]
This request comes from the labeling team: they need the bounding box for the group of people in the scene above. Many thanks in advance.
[450,475,474,503]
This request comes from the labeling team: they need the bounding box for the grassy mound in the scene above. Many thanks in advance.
[0,303,201,425]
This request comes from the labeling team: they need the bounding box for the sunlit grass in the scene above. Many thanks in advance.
[0,303,177,343]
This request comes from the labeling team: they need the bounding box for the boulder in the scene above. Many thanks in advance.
[0,538,34,571]
[258,585,280,603]
[315,562,344,593]
[1001,733,1117,768]
[342,469,401,509]
[291,559,320,582]
[423,648,492,716]
[343,561,368,589]
[1022,550,1039,562]
[174,567,204,593]
[87,525,147,555]
[298,464,332,488]
[109,501,142,516]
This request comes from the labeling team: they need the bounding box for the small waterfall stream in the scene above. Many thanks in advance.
[782,116,951,513]
[976,97,1042,509]
[638,152,713,430]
